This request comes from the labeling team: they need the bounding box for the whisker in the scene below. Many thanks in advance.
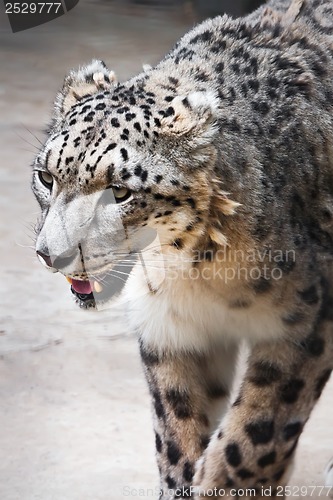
[90,274,109,286]
[15,132,40,152]
[116,258,202,264]
[111,242,171,256]
[110,263,163,270]
[105,272,128,284]
[22,234,36,244]
[21,221,38,232]
[15,241,35,249]
[105,268,131,279]
[20,123,44,147]
[89,269,130,284]
[18,147,39,155]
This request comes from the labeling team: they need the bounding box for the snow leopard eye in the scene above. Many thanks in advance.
[38,171,53,190]
[111,186,132,203]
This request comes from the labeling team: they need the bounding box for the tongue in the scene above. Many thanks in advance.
[71,279,92,295]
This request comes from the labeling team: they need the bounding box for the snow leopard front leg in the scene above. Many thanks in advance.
[139,340,239,500]
[194,317,333,499]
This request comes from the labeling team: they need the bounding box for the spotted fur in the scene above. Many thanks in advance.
[32,0,333,498]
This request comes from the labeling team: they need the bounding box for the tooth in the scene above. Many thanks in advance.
[94,281,103,293]
[66,277,73,284]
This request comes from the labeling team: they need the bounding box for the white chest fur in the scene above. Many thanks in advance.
[123,262,284,354]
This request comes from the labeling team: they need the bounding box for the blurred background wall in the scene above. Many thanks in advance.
[100,0,265,21]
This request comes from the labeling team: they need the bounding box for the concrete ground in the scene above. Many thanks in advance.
[0,1,332,499]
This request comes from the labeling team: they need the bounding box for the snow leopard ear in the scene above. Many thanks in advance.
[53,60,117,123]
[160,91,219,144]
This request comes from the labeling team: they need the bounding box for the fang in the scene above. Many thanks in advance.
[94,281,103,293]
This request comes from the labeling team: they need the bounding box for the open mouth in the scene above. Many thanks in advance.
[66,263,136,307]
[69,278,96,304]
[65,256,139,308]
[67,276,116,307]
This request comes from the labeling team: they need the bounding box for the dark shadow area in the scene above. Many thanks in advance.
[99,0,266,20]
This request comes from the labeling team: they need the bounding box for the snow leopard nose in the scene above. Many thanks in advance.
[36,250,55,269]
[37,248,77,271]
